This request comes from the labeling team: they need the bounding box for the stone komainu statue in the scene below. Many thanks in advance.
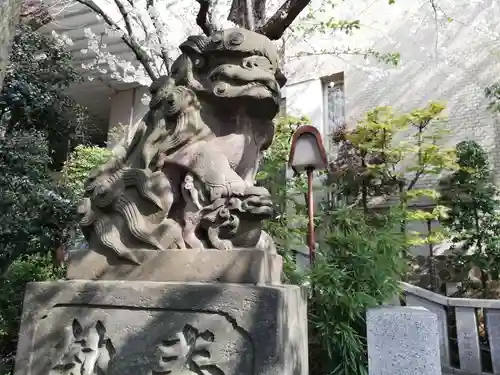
[77,28,287,264]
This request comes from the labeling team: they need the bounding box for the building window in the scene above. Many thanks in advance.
[322,72,345,146]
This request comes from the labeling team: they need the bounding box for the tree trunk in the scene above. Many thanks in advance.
[427,219,438,292]
[481,271,489,298]
[0,0,20,91]
[228,0,266,29]
[361,155,369,214]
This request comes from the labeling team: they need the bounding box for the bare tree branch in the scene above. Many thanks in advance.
[146,0,171,74]
[428,0,440,58]
[253,0,266,27]
[228,0,254,30]
[195,0,214,36]
[112,0,133,36]
[407,170,423,191]
[75,0,158,80]
[245,0,255,30]
[287,49,399,66]
[112,0,161,76]
[257,0,311,40]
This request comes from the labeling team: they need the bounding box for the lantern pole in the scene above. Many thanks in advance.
[306,166,315,264]
[288,125,327,265]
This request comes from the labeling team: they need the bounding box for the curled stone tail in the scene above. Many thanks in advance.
[93,216,141,265]
[114,195,166,251]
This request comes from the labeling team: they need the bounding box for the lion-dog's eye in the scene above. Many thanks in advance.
[228,32,244,46]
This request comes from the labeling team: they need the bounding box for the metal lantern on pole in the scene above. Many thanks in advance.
[288,125,328,265]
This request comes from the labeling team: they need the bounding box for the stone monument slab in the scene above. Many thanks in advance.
[455,306,482,373]
[15,280,307,375]
[367,306,441,375]
[67,249,282,284]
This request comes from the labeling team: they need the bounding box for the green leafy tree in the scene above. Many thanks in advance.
[330,102,457,247]
[0,18,97,375]
[258,117,309,242]
[438,140,500,297]
[0,19,103,273]
[256,115,310,283]
[0,130,76,275]
[0,24,92,169]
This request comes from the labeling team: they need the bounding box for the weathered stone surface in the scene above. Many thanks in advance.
[455,306,482,373]
[0,0,20,91]
[67,248,282,284]
[486,309,500,374]
[405,294,450,367]
[367,306,441,375]
[14,280,308,375]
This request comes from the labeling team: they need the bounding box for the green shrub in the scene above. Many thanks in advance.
[0,130,76,274]
[439,140,500,297]
[257,115,310,283]
[59,144,112,249]
[61,145,112,199]
[309,208,407,375]
[1,24,92,169]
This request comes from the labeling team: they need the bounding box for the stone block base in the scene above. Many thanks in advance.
[67,249,282,285]
[14,280,308,375]
[367,306,440,375]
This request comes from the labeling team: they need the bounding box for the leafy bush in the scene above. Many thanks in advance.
[310,208,407,375]
[59,145,113,249]
[0,130,76,275]
[0,143,109,375]
[439,140,500,297]
[0,254,64,375]
[61,145,112,199]
[330,102,456,236]
[0,24,93,169]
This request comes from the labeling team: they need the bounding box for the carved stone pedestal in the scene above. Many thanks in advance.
[14,251,309,375]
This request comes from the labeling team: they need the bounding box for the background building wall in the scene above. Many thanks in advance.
[282,0,500,265]
[107,86,149,147]
[284,0,500,178]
